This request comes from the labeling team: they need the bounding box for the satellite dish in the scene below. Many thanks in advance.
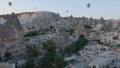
[8,2,12,6]
[87,3,91,8]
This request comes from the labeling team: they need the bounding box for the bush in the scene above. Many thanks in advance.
[84,25,92,30]
[24,31,39,37]
[64,45,75,55]
[65,29,74,35]
[4,51,12,60]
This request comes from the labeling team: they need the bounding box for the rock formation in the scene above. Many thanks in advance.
[0,13,24,57]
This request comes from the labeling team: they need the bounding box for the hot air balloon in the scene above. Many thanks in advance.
[87,3,91,8]
[66,10,69,13]
[8,2,12,6]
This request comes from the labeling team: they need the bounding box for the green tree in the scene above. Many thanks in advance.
[41,40,56,68]
[4,51,12,60]
[28,47,39,57]
[42,40,56,53]
[65,29,74,35]
[41,53,55,68]
[41,40,65,68]
[64,45,75,55]
[105,64,109,68]
[84,25,92,30]
[54,54,64,68]
[75,35,88,51]
[25,46,39,68]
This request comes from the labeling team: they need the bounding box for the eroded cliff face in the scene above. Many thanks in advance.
[0,11,69,34]
[17,11,69,32]
[0,13,23,44]
[0,13,24,57]
[0,11,70,47]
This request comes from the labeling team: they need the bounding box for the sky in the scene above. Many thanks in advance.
[0,0,120,19]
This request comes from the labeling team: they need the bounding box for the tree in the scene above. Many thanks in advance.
[41,52,56,68]
[27,46,39,59]
[54,54,64,68]
[25,46,39,68]
[64,45,75,55]
[75,35,88,51]
[40,40,65,68]
[65,29,74,35]
[4,51,12,60]
[105,64,109,68]
[41,40,56,68]
[42,40,56,53]
[84,24,92,30]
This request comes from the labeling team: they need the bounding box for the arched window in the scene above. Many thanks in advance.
[113,60,114,63]
[116,58,117,62]
[103,66,105,68]
[103,48,106,51]
[89,66,91,68]
[101,48,103,51]
[85,48,87,51]
[92,65,96,68]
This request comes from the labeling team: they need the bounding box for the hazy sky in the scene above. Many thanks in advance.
[0,0,120,19]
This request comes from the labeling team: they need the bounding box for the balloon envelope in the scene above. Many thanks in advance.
[66,10,68,13]
[8,2,12,6]
[87,3,91,8]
